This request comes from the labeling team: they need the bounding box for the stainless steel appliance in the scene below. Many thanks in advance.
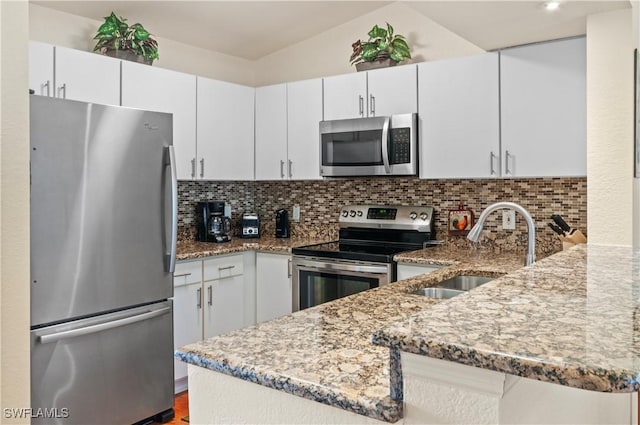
[292,205,434,311]
[275,209,290,238]
[197,201,232,243]
[30,96,176,424]
[319,113,418,177]
[241,212,260,238]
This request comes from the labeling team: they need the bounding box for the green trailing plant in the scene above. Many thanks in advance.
[93,12,159,62]
[349,22,410,66]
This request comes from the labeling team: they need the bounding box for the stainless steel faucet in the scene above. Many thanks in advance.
[467,201,536,266]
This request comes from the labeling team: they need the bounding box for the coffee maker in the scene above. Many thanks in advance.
[197,201,232,243]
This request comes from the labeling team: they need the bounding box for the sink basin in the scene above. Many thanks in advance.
[435,275,494,291]
[412,288,463,299]
[412,275,495,298]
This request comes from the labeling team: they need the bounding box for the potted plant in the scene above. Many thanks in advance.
[350,23,411,72]
[93,12,159,65]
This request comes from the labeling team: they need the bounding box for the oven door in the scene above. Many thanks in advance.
[292,256,393,312]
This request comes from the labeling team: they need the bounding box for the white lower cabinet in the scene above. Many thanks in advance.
[172,260,204,394]
[256,252,292,323]
[396,264,443,281]
[173,252,254,393]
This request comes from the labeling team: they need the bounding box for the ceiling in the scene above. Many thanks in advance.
[32,1,631,60]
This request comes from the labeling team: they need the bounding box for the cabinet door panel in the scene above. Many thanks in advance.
[173,282,203,384]
[287,79,323,180]
[255,84,288,180]
[29,41,54,97]
[204,276,245,339]
[55,46,120,106]
[323,72,367,120]
[419,53,500,179]
[367,65,417,117]
[197,77,254,180]
[121,61,197,180]
[500,37,586,177]
[256,253,292,323]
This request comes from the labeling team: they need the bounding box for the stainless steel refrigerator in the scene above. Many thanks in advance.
[29,96,177,424]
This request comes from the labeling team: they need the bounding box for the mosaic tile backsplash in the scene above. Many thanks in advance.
[178,177,587,255]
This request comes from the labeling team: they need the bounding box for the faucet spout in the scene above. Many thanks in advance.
[466,201,536,266]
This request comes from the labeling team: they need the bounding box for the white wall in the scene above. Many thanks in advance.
[253,2,484,85]
[586,8,634,246]
[0,0,30,422]
[29,4,256,86]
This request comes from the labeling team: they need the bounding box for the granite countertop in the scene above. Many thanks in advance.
[374,244,640,394]
[175,245,526,423]
[176,235,332,260]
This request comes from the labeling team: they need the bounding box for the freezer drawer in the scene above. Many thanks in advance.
[31,301,174,425]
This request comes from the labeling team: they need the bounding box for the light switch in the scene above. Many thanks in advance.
[292,205,300,222]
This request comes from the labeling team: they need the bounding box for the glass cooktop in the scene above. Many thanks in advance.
[292,241,420,264]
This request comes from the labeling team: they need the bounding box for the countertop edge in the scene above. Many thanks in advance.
[174,349,403,423]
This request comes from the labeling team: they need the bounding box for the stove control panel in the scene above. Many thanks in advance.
[339,205,434,233]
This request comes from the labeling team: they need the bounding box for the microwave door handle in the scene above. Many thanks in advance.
[381,117,391,174]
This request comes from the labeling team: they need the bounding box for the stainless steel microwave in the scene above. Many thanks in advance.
[319,113,418,177]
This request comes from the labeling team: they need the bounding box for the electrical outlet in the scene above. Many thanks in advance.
[224,205,232,217]
[292,205,300,222]
[503,210,516,230]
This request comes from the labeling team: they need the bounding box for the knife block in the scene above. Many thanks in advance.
[559,229,587,250]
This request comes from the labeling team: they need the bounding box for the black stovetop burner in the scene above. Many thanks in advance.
[291,241,417,264]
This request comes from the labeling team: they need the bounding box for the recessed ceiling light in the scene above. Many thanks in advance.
[544,1,561,11]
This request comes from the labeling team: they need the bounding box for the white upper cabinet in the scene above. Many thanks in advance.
[323,72,367,120]
[500,37,586,177]
[286,78,323,180]
[323,65,417,120]
[29,42,120,106]
[255,84,288,180]
[197,77,255,180]
[54,46,121,106]
[366,65,417,117]
[121,61,197,180]
[419,53,500,179]
[29,41,54,97]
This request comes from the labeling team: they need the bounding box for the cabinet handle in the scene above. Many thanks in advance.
[370,94,375,116]
[358,95,364,116]
[43,80,50,97]
[288,259,292,278]
[200,158,205,179]
[280,160,285,178]
[207,285,213,306]
[490,152,497,176]
[191,158,196,179]
[218,265,235,271]
[57,83,66,99]
[196,288,202,309]
[505,151,513,175]
[173,272,192,278]
[288,160,293,178]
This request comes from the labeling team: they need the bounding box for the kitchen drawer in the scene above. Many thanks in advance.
[203,254,244,281]
[173,260,202,287]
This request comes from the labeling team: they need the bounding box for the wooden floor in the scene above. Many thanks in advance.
[155,391,189,424]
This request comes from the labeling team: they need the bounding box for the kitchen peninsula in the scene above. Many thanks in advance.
[175,244,640,424]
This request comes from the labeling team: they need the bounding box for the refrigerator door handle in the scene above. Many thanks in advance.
[38,307,172,344]
[165,146,178,273]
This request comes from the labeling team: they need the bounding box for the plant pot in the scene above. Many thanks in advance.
[355,58,398,72]
[103,49,153,66]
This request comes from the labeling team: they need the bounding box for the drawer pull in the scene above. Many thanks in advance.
[218,265,235,271]
[173,272,192,278]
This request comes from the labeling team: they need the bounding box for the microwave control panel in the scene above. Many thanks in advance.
[390,127,411,164]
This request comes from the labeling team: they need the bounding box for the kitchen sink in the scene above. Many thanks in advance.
[412,275,495,298]
[412,287,463,299]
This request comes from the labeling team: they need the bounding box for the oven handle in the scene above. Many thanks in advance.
[293,258,390,275]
